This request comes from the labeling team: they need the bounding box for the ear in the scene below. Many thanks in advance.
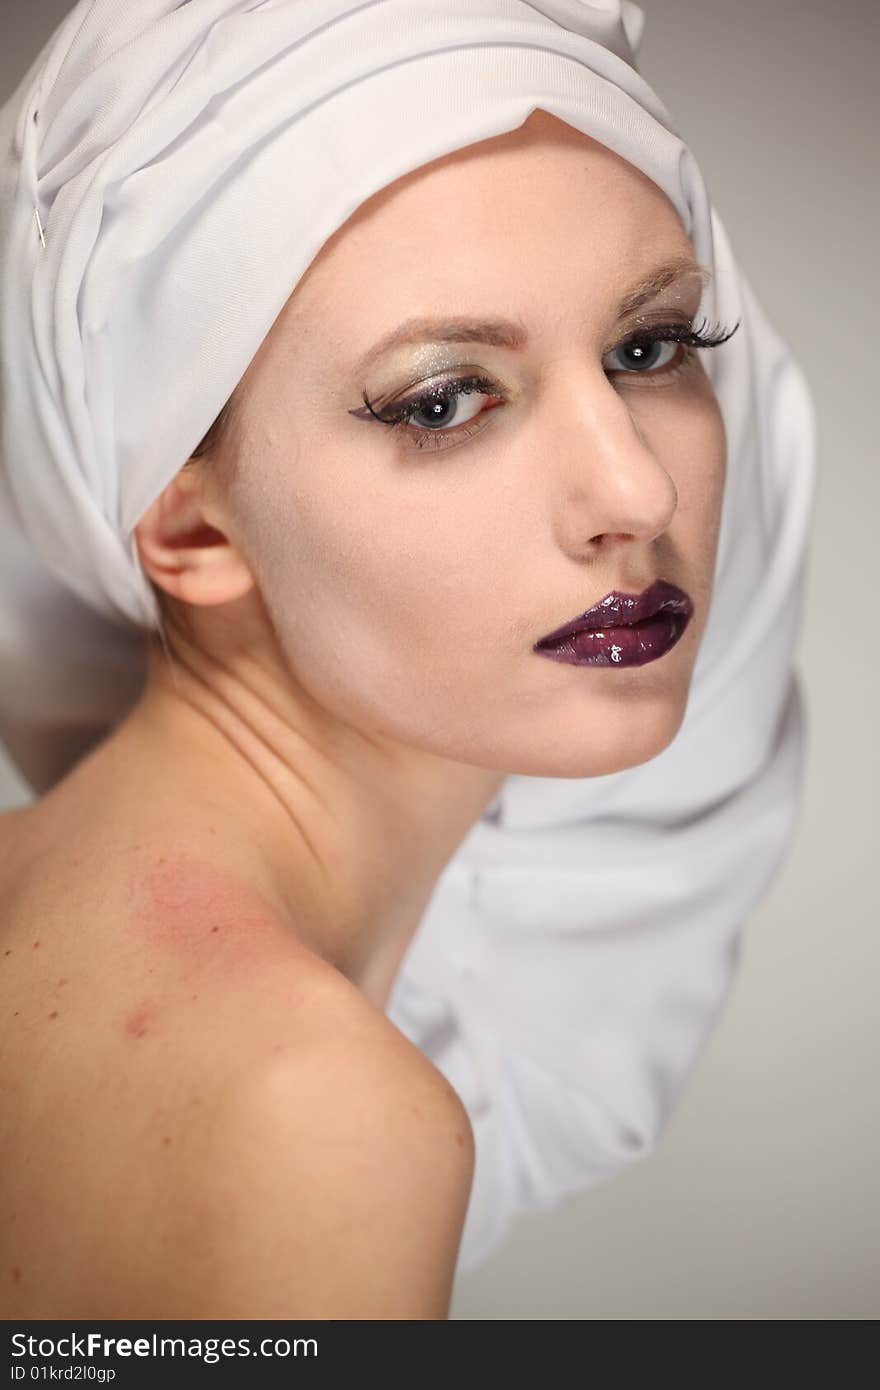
[134,465,255,608]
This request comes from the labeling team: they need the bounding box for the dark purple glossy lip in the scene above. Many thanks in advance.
[534,579,694,648]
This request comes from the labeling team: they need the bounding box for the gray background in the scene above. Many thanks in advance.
[2,1,877,1319]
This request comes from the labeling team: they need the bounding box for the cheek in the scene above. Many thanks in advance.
[233,443,505,706]
[641,382,728,692]
[647,378,727,556]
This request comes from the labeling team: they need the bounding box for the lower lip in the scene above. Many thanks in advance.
[534,612,690,667]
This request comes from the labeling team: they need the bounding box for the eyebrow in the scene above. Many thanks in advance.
[353,255,711,376]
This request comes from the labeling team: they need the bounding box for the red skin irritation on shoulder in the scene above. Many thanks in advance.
[128,853,299,982]
[124,1002,155,1039]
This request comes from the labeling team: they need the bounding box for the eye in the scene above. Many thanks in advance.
[603,336,680,374]
[601,318,741,382]
[399,382,490,433]
[349,374,505,453]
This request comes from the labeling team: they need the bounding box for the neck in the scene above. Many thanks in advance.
[58,635,504,1010]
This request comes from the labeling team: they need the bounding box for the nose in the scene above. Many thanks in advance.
[544,362,679,551]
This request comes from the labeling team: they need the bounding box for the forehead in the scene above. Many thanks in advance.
[302,111,687,286]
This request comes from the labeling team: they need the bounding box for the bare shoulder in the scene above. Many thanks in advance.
[86,967,475,1320]
[196,994,474,1319]
[0,812,474,1319]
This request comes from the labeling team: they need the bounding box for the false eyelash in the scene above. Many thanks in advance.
[356,315,742,428]
[624,316,741,352]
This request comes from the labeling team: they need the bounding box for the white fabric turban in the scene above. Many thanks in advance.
[0,0,816,1273]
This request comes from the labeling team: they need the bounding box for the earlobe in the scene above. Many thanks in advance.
[134,471,255,609]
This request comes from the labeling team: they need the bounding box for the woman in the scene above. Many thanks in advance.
[0,1,816,1317]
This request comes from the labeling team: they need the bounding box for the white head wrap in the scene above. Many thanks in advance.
[0,0,816,1272]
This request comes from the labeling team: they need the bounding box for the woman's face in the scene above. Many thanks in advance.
[220,109,727,779]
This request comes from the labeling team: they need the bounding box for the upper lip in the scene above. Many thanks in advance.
[535,579,694,647]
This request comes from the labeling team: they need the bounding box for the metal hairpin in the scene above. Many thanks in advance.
[32,105,46,247]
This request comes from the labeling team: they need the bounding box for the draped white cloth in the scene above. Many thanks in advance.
[0,0,816,1272]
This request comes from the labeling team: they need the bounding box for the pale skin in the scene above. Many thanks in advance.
[0,109,726,1317]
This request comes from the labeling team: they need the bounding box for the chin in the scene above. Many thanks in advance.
[499,694,690,780]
